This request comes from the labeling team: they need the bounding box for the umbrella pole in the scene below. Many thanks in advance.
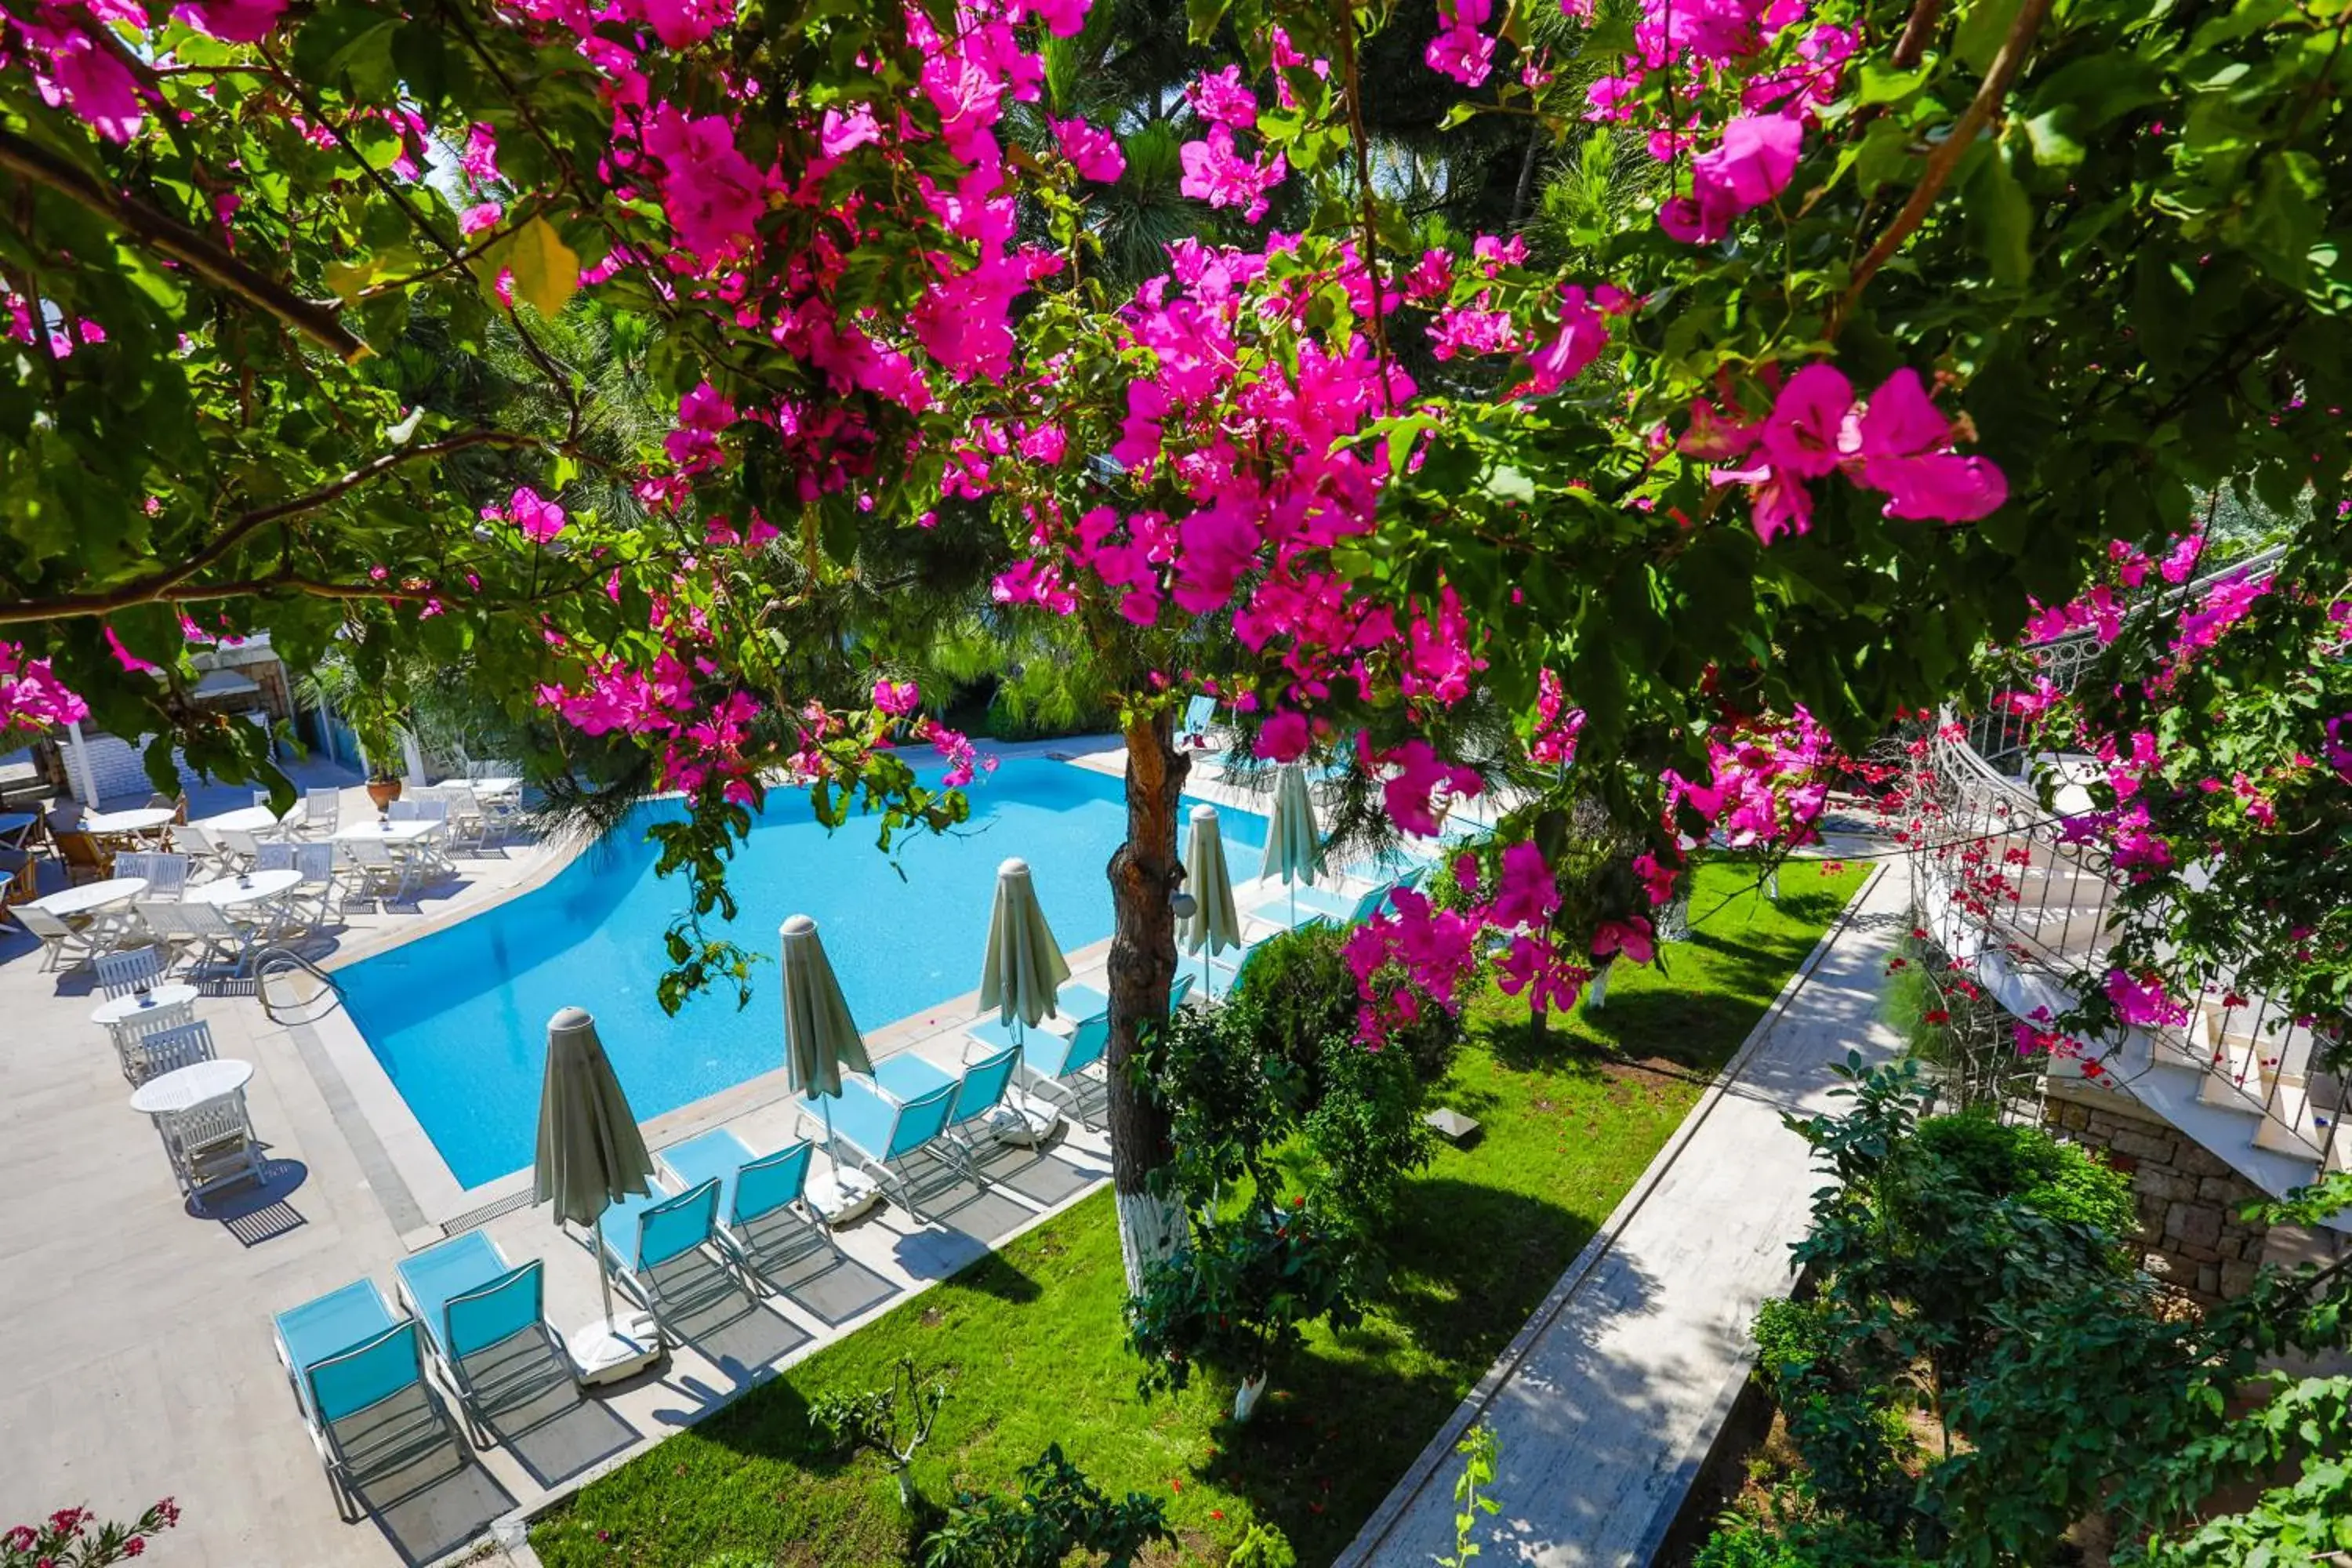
[595,1219,615,1326]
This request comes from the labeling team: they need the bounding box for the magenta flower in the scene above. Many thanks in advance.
[2105,968,2189,1029]
[507,486,568,543]
[1053,118,1127,183]
[1490,841,1561,931]
[1659,114,1803,244]
[872,679,920,718]
[1185,65,1259,129]
[1759,365,1853,479]
[643,107,765,262]
[173,0,287,42]
[32,24,143,143]
[636,0,734,49]
[1255,710,1312,762]
[1592,917,1656,966]
[819,106,884,158]
[459,201,503,237]
[1847,369,2007,521]
[1178,125,1286,223]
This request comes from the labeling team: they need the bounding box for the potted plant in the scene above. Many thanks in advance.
[365,758,403,811]
[297,657,405,809]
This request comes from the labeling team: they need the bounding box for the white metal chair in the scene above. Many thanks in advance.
[113,851,190,902]
[16,905,100,971]
[387,800,455,879]
[128,1018,216,1083]
[111,996,198,1081]
[96,944,168,999]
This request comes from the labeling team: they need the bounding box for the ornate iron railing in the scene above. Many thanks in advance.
[1911,543,2344,1185]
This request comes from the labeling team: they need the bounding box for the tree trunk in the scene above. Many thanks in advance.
[1106,710,1189,1295]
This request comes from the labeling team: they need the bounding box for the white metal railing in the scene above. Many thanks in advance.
[1912,543,2344,1184]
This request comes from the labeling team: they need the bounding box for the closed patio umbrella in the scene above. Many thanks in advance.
[978,857,1072,1040]
[1180,803,1240,998]
[1258,762,1325,929]
[781,914,880,1222]
[534,1006,658,1381]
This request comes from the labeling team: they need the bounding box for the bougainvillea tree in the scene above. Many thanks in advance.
[4,0,2348,1280]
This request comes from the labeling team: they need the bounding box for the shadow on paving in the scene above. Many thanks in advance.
[474,1338,643,1489]
[655,1253,815,1387]
[346,1430,515,1567]
[757,1240,902,1326]
[195,1156,309,1244]
[968,1133,1098,1209]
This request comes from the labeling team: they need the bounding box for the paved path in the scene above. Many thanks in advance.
[1336,861,1907,1568]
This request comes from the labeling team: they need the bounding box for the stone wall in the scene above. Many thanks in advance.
[2040,1083,2269,1301]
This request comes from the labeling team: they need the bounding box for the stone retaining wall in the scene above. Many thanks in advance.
[2040,1083,2268,1301]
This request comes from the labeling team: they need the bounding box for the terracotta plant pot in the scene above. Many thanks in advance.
[366,778,403,811]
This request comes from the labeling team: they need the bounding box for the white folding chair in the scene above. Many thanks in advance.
[299,789,340,839]
[437,786,489,855]
[290,843,340,932]
[95,944,167,999]
[114,851,190,902]
[15,906,100,972]
[216,828,262,872]
[341,837,412,908]
[172,822,227,877]
[128,1018,216,1083]
[111,996,197,1082]
[160,1092,266,1203]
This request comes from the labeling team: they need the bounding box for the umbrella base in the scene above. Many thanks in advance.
[804,1164,880,1228]
[987,1098,1060,1148]
[568,1312,662,1386]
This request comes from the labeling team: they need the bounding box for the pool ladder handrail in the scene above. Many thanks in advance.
[254,947,346,1025]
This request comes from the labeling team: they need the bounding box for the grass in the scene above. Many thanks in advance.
[532,858,1868,1568]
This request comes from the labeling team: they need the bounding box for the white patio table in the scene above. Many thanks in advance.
[29,876,148,919]
[128,1057,254,1116]
[83,807,176,837]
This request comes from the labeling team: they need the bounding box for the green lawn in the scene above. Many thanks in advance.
[532,860,1867,1568]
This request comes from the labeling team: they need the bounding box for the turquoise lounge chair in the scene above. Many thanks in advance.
[657,1129,831,1287]
[806,1072,958,1222]
[1028,972,1196,1028]
[1248,865,1425,931]
[1176,694,1219,750]
[982,1013,1113,1127]
[394,1232,572,1445]
[272,1279,459,1518]
[596,1177,733,1344]
[873,1043,1027,1175]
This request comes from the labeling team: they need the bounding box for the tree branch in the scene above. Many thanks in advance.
[0,129,366,362]
[1335,11,1397,413]
[1831,0,2053,335]
[0,430,535,625]
[1892,0,1945,67]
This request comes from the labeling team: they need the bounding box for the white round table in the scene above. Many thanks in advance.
[83,808,176,836]
[28,877,148,918]
[465,776,522,800]
[332,819,441,847]
[201,805,299,837]
[185,868,303,909]
[90,983,202,1029]
[129,1057,253,1116]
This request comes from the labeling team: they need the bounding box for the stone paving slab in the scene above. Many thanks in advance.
[1336,860,1907,1568]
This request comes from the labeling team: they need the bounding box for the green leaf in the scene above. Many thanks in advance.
[1857,60,1929,105]
[1955,0,2026,74]
[1965,145,2033,287]
[1184,0,1229,43]
[498,218,582,319]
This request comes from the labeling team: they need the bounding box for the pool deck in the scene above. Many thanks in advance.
[0,737,1316,1567]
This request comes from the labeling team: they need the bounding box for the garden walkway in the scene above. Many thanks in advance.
[1336,857,1907,1568]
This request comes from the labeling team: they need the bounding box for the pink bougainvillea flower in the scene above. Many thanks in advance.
[872,678,920,717]
[1592,916,1656,966]
[459,124,501,184]
[635,0,733,48]
[173,0,286,43]
[1520,284,1613,395]
[1759,364,1853,478]
[2105,967,2189,1029]
[1185,65,1259,128]
[458,201,503,237]
[819,106,884,158]
[1053,118,1127,183]
[1489,840,1560,931]
[642,106,766,263]
[1178,125,1287,223]
[1362,736,1483,837]
[506,486,567,543]
[1255,710,1312,762]
[34,25,143,143]
[1659,113,1803,244]
[1425,19,1497,87]
[1846,369,2008,522]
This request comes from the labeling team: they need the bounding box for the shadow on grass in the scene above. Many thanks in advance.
[1196,1181,1667,1566]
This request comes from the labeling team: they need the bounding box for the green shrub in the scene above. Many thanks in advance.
[1902,1114,2137,1240]
[1225,1521,1297,1568]
[920,1443,1169,1567]
[1125,1200,1369,1397]
[1692,1511,1918,1568]
[1232,919,1461,1083]
[1304,1029,1434,1238]
[1751,1297,1831,1388]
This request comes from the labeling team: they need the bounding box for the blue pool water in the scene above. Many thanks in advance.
[339,757,1266,1187]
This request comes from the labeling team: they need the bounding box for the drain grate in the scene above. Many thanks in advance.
[440,1188,537,1237]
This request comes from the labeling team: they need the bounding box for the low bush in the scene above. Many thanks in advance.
[920,1444,1168,1568]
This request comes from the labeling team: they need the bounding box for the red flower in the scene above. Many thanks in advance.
[1923,1009,1950,1025]
[1210,1508,1226,1520]
[1171,1479,1182,1493]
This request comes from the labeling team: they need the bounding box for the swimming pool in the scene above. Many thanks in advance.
[339,757,1268,1187]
